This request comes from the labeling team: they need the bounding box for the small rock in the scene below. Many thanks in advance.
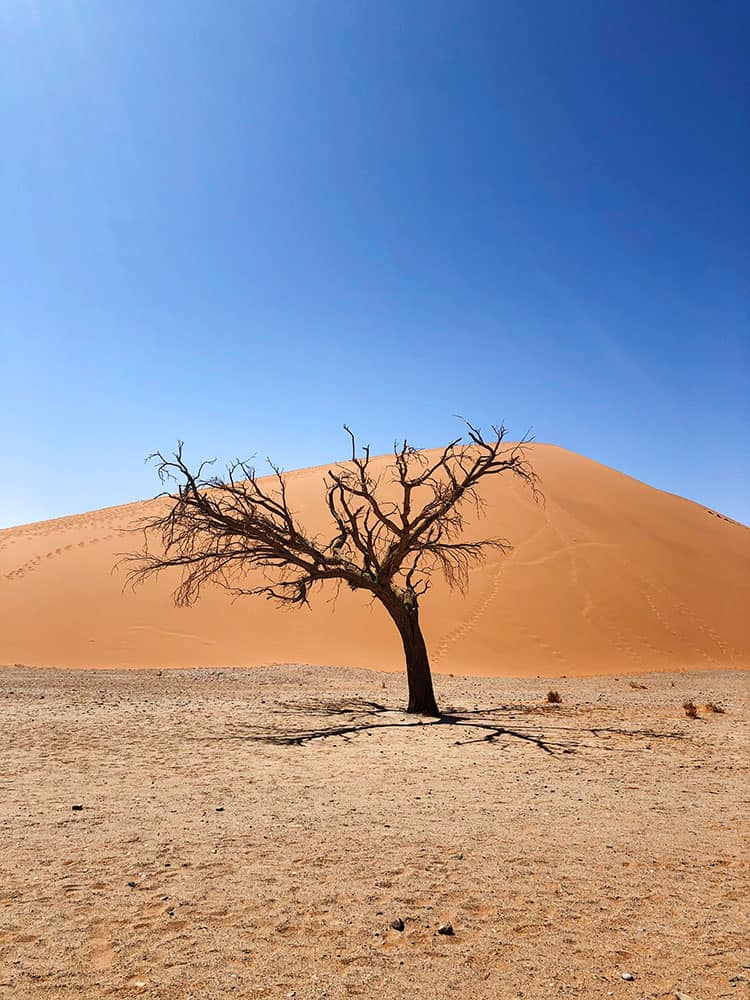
[215,806,224,812]
[127,881,137,888]
[437,922,454,936]
[453,852,464,860]
[675,992,694,1000]
[71,804,83,811]
[621,972,634,981]
[390,918,404,931]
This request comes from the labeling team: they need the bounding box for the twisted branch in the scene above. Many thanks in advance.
[126,420,541,609]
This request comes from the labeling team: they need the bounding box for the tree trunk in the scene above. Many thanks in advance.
[384,598,440,716]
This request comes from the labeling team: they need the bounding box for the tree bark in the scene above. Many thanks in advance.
[384,597,440,716]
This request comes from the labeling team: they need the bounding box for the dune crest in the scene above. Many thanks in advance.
[1,444,747,676]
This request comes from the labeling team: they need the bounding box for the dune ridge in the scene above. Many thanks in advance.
[1,444,748,676]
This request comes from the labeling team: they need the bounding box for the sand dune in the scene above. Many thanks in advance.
[0,444,747,676]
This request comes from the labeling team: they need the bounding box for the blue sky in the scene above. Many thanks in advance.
[1,1,748,527]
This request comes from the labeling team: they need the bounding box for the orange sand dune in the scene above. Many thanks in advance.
[1,444,747,676]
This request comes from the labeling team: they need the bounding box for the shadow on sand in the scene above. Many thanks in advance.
[205,697,685,756]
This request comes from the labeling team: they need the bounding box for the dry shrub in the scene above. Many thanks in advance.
[703,702,725,714]
[683,700,698,719]
[546,690,562,704]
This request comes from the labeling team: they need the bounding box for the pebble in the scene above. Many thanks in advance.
[390,918,404,932]
[437,922,454,936]
[71,804,83,811]
[675,993,694,1000]
[215,806,224,812]
[453,852,464,860]
[621,971,634,981]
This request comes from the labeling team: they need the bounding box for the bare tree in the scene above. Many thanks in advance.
[128,420,539,716]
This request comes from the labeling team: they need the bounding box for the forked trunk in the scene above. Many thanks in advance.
[385,596,440,717]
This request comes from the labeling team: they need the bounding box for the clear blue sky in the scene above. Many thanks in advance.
[1,1,748,527]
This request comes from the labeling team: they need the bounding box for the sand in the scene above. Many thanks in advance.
[2,445,748,996]
[1,664,748,999]
[1,444,748,676]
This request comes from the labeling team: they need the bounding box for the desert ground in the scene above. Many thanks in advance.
[1,664,748,999]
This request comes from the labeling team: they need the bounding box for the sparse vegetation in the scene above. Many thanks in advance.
[703,702,725,714]
[546,690,562,704]
[629,680,647,690]
[683,699,698,719]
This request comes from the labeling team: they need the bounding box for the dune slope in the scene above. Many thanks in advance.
[0,444,747,676]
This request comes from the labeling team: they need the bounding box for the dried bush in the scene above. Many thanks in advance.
[546,690,562,704]
[683,699,698,719]
[703,702,725,714]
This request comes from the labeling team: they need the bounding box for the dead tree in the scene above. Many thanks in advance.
[128,421,539,717]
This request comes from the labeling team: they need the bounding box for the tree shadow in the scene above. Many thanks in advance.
[206,697,686,756]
